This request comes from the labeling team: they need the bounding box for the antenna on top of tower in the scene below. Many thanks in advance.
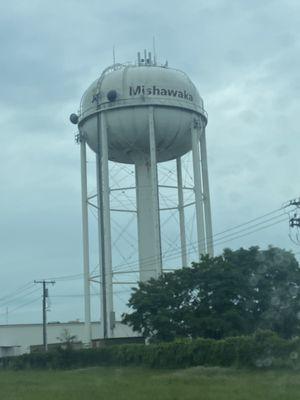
[113,46,116,69]
[137,49,154,66]
[153,36,157,65]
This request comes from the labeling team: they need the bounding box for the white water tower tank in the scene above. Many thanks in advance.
[78,62,207,163]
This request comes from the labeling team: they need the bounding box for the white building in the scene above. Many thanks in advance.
[0,321,137,357]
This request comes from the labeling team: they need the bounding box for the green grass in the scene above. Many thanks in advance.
[0,367,300,400]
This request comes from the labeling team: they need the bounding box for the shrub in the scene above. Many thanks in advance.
[2,331,300,371]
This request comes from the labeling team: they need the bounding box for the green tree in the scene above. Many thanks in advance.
[122,247,300,341]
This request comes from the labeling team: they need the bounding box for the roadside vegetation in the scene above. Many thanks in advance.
[123,247,300,341]
[2,246,300,399]
[1,330,300,370]
[0,366,300,400]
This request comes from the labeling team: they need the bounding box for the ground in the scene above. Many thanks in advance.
[0,366,299,400]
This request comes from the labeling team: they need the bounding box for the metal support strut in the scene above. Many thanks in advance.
[135,106,162,281]
[79,133,92,345]
[176,157,188,267]
[199,125,214,257]
[191,117,206,258]
[96,112,114,339]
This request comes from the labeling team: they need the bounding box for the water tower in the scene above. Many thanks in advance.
[70,51,213,344]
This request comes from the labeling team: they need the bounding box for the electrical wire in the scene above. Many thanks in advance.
[2,204,290,306]
[0,282,36,305]
[112,208,290,272]
[0,296,41,318]
[0,286,41,307]
[28,205,292,285]
[0,216,290,322]
[122,215,288,274]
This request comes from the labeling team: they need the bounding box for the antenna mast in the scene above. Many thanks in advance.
[152,36,157,65]
[113,46,116,69]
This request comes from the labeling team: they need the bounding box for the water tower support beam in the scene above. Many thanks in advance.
[135,107,162,281]
[100,113,114,338]
[191,119,206,258]
[96,112,114,339]
[79,134,92,345]
[149,106,162,278]
[199,126,214,257]
[176,157,188,267]
[96,152,107,340]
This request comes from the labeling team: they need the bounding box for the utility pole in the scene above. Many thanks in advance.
[34,280,55,351]
[286,198,300,245]
[290,215,300,228]
[287,198,300,228]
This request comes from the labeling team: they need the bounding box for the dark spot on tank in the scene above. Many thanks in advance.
[107,90,118,102]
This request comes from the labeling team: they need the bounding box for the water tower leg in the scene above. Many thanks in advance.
[79,135,92,346]
[176,157,188,267]
[96,153,107,340]
[101,114,114,337]
[199,127,214,257]
[191,119,206,259]
[96,113,114,339]
[148,106,162,278]
[135,107,162,281]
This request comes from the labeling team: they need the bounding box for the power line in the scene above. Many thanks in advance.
[0,296,41,319]
[0,286,41,307]
[1,203,291,305]
[42,273,83,282]
[127,216,288,273]
[0,281,35,304]
[0,217,290,324]
[80,213,289,278]
[112,218,286,274]
[33,204,292,284]
[112,208,290,272]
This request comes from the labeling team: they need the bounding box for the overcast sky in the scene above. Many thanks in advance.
[1,0,300,325]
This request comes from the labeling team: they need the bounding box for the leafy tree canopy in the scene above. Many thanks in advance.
[122,247,300,341]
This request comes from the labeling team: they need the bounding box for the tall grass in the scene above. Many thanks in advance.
[0,367,300,400]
